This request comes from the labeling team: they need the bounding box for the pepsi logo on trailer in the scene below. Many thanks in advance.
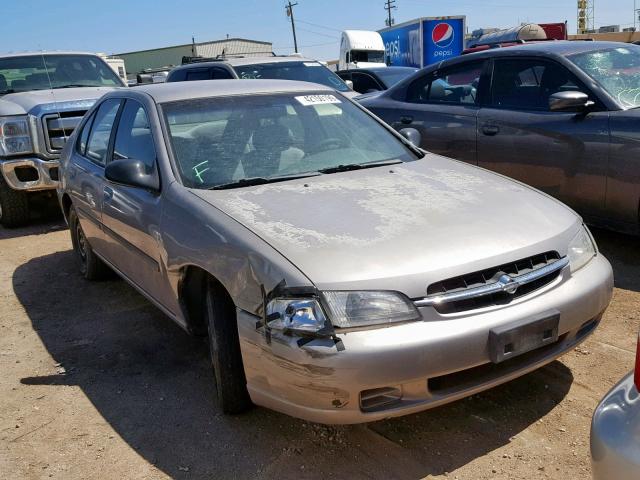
[432,23,455,48]
[423,17,465,66]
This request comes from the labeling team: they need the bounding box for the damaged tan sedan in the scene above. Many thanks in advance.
[57,80,614,424]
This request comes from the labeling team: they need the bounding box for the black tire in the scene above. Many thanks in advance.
[205,278,252,414]
[0,174,29,228]
[68,206,110,280]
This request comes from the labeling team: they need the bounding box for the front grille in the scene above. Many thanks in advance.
[42,110,87,153]
[425,251,562,314]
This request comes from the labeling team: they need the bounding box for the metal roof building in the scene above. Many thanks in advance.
[116,38,272,79]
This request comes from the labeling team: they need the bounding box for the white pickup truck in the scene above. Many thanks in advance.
[0,52,124,227]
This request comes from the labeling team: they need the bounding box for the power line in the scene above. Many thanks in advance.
[296,18,342,32]
[296,27,339,39]
[384,0,397,27]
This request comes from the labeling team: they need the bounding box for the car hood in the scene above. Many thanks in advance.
[192,155,580,297]
[0,87,120,115]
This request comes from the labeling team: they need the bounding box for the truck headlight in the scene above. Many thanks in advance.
[568,225,597,273]
[266,298,328,334]
[0,116,33,156]
[322,291,420,328]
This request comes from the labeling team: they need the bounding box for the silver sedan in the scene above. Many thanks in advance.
[57,79,613,424]
[591,333,640,479]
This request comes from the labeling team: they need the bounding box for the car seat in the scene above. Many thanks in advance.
[242,123,292,178]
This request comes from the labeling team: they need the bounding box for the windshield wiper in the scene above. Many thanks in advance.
[0,89,16,95]
[210,172,320,190]
[318,159,402,174]
[54,84,99,89]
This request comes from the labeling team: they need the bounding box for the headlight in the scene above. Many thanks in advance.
[0,116,33,156]
[266,298,328,334]
[322,291,420,328]
[568,225,596,273]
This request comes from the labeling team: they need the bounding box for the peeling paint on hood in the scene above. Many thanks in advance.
[193,155,579,296]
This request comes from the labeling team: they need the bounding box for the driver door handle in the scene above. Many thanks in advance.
[482,124,500,136]
[400,115,413,125]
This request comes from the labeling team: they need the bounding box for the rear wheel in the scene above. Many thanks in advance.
[68,206,110,280]
[205,279,252,414]
[0,174,29,228]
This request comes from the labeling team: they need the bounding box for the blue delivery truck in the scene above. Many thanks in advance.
[379,16,466,68]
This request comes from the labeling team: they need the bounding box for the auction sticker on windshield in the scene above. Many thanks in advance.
[295,94,341,106]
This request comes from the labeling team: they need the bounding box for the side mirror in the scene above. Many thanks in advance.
[399,127,422,147]
[345,79,354,90]
[549,91,593,112]
[105,159,159,191]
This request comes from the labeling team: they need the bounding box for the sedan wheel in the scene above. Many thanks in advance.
[68,206,110,280]
[205,279,252,414]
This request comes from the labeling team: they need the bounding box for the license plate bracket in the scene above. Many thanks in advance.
[489,311,560,364]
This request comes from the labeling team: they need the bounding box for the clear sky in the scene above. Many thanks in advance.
[2,0,636,60]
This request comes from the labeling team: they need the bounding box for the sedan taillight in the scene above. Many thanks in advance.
[635,333,640,392]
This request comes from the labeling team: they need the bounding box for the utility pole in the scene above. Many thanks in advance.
[286,1,299,53]
[384,0,396,27]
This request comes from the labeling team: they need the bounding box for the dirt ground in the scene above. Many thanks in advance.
[0,206,638,480]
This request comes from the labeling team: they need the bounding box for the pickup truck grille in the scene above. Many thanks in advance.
[42,111,87,153]
[419,251,565,314]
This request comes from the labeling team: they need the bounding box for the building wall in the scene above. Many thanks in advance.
[196,40,271,58]
[569,32,640,43]
[117,45,193,78]
[117,39,272,79]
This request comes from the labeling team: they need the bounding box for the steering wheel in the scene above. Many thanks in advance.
[307,137,347,154]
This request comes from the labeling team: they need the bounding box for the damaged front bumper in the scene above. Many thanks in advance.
[238,254,613,424]
[1,157,59,191]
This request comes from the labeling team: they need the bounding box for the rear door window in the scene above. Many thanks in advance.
[76,111,96,156]
[406,61,484,105]
[85,99,121,165]
[183,67,235,81]
[490,59,582,111]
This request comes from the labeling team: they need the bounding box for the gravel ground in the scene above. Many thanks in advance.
[0,207,638,480]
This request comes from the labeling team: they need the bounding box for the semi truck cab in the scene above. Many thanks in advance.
[339,30,387,70]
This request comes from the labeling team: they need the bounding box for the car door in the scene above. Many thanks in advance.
[477,57,610,218]
[66,98,122,255]
[384,60,486,165]
[100,99,173,312]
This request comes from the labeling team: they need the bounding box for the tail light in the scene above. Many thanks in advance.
[635,333,640,391]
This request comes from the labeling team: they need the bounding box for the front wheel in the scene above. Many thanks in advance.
[0,174,29,228]
[205,279,252,414]
[68,205,110,280]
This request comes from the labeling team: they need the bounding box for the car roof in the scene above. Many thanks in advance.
[340,67,418,74]
[458,40,632,63]
[169,61,235,72]
[0,51,101,59]
[222,55,317,66]
[130,79,334,103]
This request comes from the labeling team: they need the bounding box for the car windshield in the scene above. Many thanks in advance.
[233,61,350,92]
[351,50,386,64]
[373,68,419,88]
[0,54,123,94]
[568,45,640,108]
[162,92,417,189]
